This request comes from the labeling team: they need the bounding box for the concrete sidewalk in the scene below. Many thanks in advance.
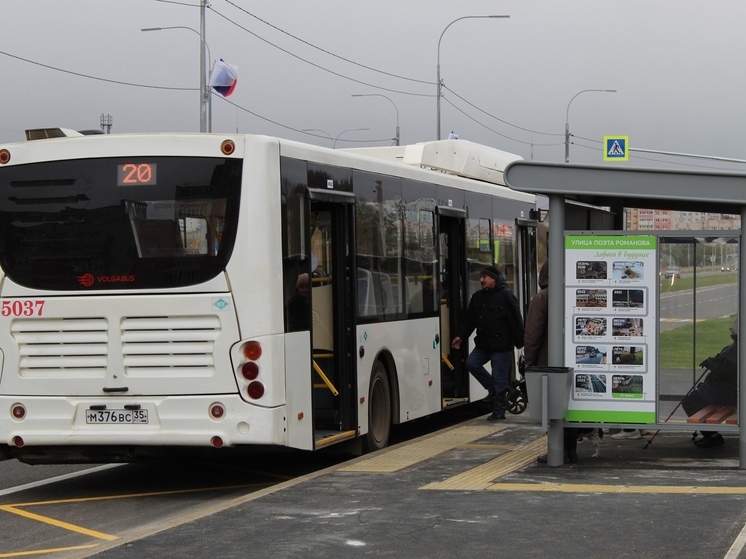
[79,413,746,559]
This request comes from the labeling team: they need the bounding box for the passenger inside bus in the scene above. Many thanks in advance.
[421,271,445,314]
[286,273,311,331]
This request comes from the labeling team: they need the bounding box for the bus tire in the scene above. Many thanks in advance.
[364,361,391,453]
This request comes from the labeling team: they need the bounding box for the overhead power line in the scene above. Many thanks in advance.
[218,0,432,86]
[442,96,562,147]
[0,49,197,91]
[442,84,562,138]
[208,6,433,98]
[215,95,392,144]
[210,3,565,143]
[158,0,570,145]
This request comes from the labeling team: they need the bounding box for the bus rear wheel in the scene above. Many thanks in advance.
[364,361,391,452]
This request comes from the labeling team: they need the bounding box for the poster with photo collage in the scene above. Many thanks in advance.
[564,235,657,424]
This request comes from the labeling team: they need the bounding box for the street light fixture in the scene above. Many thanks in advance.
[436,15,509,140]
[142,18,211,131]
[352,94,400,146]
[333,128,370,149]
[564,89,617,163]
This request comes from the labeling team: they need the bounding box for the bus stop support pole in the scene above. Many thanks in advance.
[541,375,549,433]
[738,206,746,470]
[546,193,566,466]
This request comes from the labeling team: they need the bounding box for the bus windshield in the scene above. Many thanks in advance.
[0,156,242,290]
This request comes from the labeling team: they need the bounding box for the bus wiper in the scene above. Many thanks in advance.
[9,194,89,205]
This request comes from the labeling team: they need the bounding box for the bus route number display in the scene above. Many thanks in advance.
[117,163,157,186]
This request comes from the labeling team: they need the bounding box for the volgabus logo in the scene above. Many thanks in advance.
[76,274,136,287]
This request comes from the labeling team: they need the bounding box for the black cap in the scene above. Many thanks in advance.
[480,266,501,280]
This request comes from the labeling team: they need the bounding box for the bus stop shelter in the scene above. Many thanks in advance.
[504,161,746,468]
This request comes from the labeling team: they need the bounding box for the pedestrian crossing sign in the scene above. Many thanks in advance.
[604,136,629,161]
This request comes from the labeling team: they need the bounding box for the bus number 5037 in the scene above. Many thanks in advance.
[1,300,45,317]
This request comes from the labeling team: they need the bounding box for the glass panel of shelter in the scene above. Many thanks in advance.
[657,236,739,427]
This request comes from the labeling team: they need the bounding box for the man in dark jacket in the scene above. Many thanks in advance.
[682,318,738,448]
[523,261,548,369]
[452,265,524,420]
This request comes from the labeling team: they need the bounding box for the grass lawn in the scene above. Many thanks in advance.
[659,314,737,368]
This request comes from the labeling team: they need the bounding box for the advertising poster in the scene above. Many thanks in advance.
[565,235,656,423]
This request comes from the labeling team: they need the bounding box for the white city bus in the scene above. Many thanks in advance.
[0,131,538,463]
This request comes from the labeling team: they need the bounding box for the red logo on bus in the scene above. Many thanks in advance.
[76,273,135,287]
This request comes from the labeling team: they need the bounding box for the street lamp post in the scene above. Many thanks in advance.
[352,94,400,146]
[142,18,211,131]
[303,128,369,148]
[333,128,370,149]
[302,129,333,147]
[436,15,509,140]
[564,89,616,163]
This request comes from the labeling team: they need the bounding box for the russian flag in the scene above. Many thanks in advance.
[209,59,238,97]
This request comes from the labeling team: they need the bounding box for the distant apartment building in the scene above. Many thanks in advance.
[625,209,740,231]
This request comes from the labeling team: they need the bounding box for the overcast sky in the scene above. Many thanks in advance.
[2,1,746,171]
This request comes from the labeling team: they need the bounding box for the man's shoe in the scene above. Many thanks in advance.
[611,429,641,440]
[487,413,506,421]
[695,434,724,448]
[483,390,496,403]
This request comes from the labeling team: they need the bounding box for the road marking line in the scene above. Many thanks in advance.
[0,505,117,540]
[0,482,267,555]
[0,544,98,558]
[421,436,547,491]
[6,483,262,507]
[0,464,120,498]
[339,424,508,473]
[724,519,746,559]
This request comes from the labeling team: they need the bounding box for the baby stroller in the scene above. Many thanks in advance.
[496,354,528,414]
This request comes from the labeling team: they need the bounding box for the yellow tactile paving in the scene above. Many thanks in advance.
[339,424,509,473]
[421,435,547,491]
[339,424,746,495]
[487,483,746,494]
[459,443,517,451]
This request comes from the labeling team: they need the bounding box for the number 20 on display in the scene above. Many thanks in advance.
[117,163,157,186]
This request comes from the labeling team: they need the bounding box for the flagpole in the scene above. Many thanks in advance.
[200,0,208,133]
[207,63,212,133]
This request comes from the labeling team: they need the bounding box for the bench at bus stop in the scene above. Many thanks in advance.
[686,405,738,425]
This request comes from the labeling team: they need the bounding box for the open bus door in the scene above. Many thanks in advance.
[516,218,539,317]
[437,207,470,406]
[307,191,358,449]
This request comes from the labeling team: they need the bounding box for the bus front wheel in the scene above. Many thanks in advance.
[364,361,391,452]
